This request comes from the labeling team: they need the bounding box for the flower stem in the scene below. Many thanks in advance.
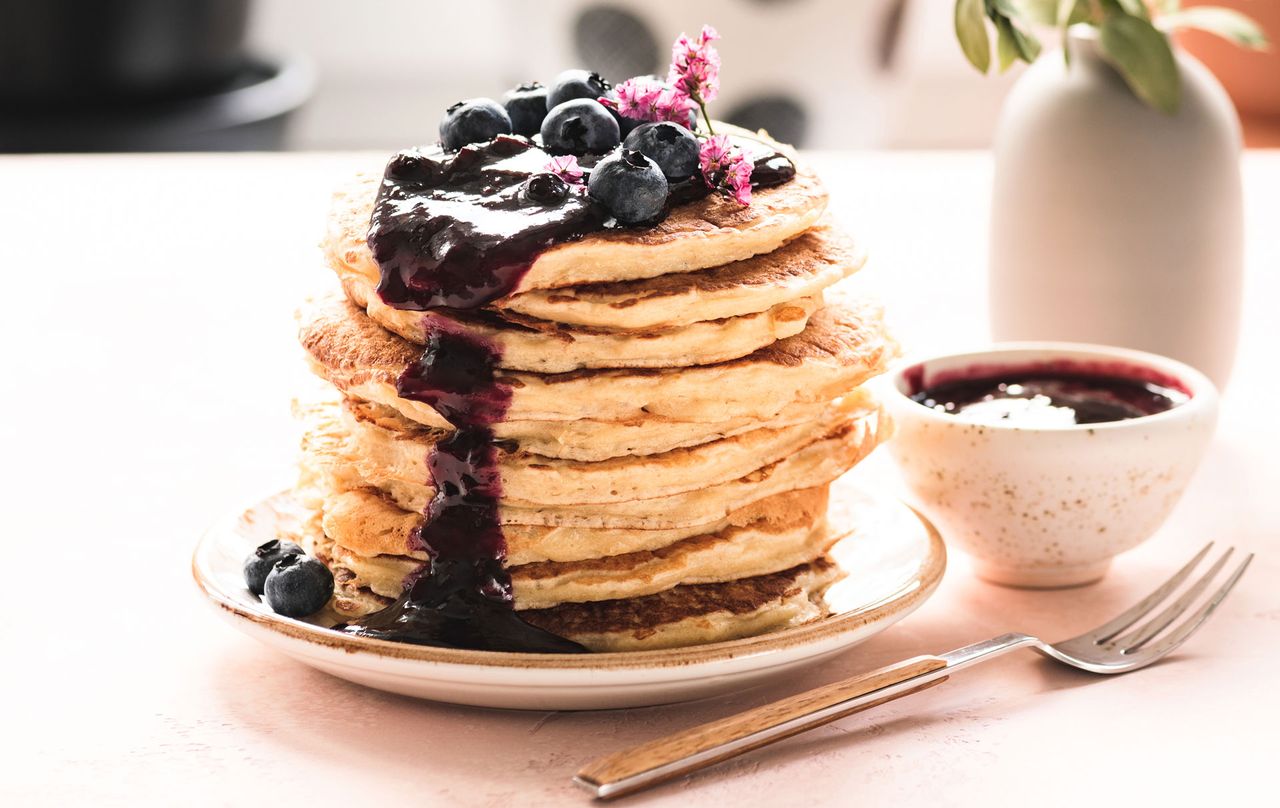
[698,100,715,135]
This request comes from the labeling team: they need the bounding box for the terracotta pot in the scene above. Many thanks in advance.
[1177,0,1280,146]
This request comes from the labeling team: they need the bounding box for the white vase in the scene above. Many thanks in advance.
[988,29,1243,388]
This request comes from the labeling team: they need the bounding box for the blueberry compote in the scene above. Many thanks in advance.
[338,322,585,653]
[369,135,607,311]
[348,132,798,652]
[911,371,1188,427]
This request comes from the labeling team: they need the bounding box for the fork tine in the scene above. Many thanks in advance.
[1128,554,1253,663]
[1080,542,1214,644]
[1113,548,1234,652]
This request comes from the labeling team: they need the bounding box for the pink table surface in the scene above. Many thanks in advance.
[2,151,1277,807]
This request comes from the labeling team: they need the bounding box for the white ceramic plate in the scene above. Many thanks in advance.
[192,482,945,710]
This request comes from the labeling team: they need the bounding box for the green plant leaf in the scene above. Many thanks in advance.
[956,0,992,72]
[1162,7,1269,50]
[1011,18,1043,60]
[1116,0,1150,20]
[1057,0,1080,26]
[996,17,1021,70]
[1010,0,1058,25]
[1099,12,1181,113]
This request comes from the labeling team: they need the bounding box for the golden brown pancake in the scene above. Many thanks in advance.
[300,393,888,531]
[298,295,895,430]
[298,393,871,507]
[340,277,822,372]
[495,223,866,330]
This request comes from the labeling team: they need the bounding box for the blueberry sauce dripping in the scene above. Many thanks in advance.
[368,135,607,312]
[368,134,796,311]
[911,372,1188,426]
[347,133,797,652]
[338,323,585,653]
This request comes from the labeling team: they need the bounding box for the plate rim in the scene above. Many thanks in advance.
[193,489,946,672]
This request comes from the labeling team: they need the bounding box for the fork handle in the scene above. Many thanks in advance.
[575,655,949,800]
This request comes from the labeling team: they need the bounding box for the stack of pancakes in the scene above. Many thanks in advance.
[295,132,896,651]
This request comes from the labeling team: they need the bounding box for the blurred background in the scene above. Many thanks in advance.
[1,0,1276,153]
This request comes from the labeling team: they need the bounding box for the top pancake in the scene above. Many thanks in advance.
[323,127,829,300]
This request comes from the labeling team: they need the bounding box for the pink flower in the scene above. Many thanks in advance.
[544,154,583,184]
[699,134,753,206]
[668,25,721,104]
[600,77,695,127]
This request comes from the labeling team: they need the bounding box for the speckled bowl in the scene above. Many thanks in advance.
[883,342,1218,588]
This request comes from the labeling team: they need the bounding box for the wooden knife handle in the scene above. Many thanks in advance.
[575,655,949,800]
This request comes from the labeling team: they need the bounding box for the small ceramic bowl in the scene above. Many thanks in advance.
[882,342,1218,588]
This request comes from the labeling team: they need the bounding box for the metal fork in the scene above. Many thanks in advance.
[575,543,1252,800]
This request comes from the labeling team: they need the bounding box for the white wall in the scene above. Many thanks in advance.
[250,0,1018,150]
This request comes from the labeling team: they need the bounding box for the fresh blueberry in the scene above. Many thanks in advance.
[540,99,620,155]
[263,554,334,618]
[546,69,611,110]
[521,172,570,205]
[587,148,669,225]
[624,122,700,180]
[243,539,304,596]
[503,82,549,137]
[438,98,512,151]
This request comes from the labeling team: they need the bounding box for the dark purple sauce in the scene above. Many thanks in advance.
[369,135,607,311]
[345,133,797,652]
[368,134,795,311]
[338,323,585,653]
[911,372,1188,426]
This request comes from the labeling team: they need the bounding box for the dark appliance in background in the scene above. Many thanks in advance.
[0,0,312,152]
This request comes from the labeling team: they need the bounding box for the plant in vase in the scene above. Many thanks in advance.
[952,0,1268,387]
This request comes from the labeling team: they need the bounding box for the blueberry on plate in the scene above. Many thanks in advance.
[243,539,303,596]
[588,148,669,225]
[546,69,611,110]
[624,122,700,180]
[541,99,620,155]
[438,98,512,151]
[503,82,549,137]
[263,554,334,618]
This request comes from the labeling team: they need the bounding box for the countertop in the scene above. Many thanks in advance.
[2,151,1277,807]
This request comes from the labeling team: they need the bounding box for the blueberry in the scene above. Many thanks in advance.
[546,69,611,110]
[540,99,620,155]
[624,122,700,180]
[503,82,549,137]
[243,539,303,596]
[521,172,569,205]
[587,148,669,225]
[263,554,334,618]
[438,98,512,151]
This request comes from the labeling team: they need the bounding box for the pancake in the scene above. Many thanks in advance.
[311,502,833,609]
[496,223,866,330]
[299,295,895,429]
[299,393,870,506]
[307,480,829,568]
[340,276,822,372]
[525,559,840,652]
[323,127,828,299]
[315,552,840,653]
[301,395,889,531]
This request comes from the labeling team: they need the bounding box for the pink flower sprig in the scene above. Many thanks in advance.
[599,77,695,127]
[669,25,721,133]
[699,134,753,206]
[544,154,583,184]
